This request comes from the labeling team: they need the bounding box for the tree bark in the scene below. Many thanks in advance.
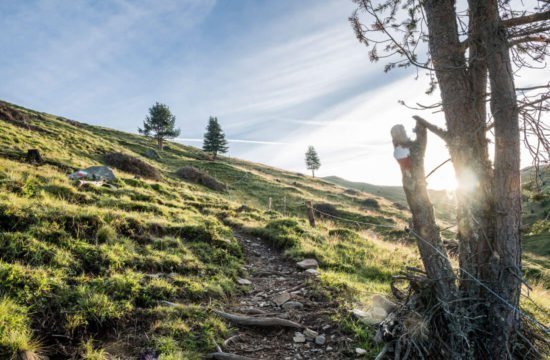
[421,1,522,357]
[423,0,494,302]
[391,122,462,358]
[484,0,522,356]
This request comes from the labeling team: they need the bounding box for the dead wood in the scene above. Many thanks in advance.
[213,310,303,328]
[223,334,242,347]
[207,352,256,360]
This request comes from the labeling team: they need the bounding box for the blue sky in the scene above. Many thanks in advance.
[0,0,539,189]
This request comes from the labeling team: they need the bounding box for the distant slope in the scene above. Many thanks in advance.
[323,176,407,204]
[323,175,456,224]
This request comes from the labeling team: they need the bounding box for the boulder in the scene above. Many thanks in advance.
[68,166,116,181]
[296,259,318,270]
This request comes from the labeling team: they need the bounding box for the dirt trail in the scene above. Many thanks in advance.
[212,232,354,359]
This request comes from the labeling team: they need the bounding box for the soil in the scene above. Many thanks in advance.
[211,231,355,359]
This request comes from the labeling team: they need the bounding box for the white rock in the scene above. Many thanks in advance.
[296,259,319,270]
[273,292,291,306]
[315,335,326,345]
[305,268,320,276]
[303,328,319,340]
[326,346,333,352]
[293,332,306,343]
[356,348,367,355]
[237,278,252,285]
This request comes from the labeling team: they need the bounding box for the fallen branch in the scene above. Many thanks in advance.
[223,334,242,347]
[206,352,255,360]
[213,310,303,328]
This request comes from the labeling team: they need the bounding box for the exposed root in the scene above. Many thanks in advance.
[207,352,256,360]
[213,310,303,329]
[372,272,549,360]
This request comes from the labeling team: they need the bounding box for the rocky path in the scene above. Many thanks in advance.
[210,232,354,359]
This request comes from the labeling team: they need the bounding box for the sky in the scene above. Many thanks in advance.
[0,0,542,190]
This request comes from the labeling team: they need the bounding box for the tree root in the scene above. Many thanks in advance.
[213,310,303,328]
[206,352,256,360]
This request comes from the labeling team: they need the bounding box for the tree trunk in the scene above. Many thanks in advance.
[419,1,522,357]
[423,0,494,302]
[391,122,462,358]
[483,0,522,355]
[157,137,163,150]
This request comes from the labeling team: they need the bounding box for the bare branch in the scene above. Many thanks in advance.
[502,10,550,27]
[412,115,448,140]
[516,83,550,92]
[509,35,549,47]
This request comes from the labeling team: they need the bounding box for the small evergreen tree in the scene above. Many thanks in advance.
[203,116,228,160]
[305,146,321,178]
[139,102,180,150]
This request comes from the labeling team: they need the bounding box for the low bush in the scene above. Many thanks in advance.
[175,166,226,192]
[361,198,380,209]
[103,152,160,179]
[313,203,339,217]
[344,188,360,195]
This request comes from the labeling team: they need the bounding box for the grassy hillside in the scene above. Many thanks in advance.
[323,175,456,224]
[324,166,550,288]
[0,100,547,359]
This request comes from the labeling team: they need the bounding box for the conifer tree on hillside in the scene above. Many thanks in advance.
[139,102,180,150]
[202,116,228,160]
[305,146,321,178]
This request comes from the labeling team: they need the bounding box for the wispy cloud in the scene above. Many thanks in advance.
[176,138,288,146]
[5,0,535,190]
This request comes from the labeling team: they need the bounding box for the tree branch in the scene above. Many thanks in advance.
[502,10,550,27]
[509,35,549,47]
[516,83,550,92]
[412,115,448,140]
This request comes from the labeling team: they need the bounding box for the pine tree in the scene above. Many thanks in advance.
[138,102,180,150]
[202,116,228,160]
[305,146,321,178]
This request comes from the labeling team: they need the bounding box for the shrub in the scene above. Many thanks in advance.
[344,188,360,195]
[175,167,226,192]
[361,198,380,209]
[313,203,339,217]
[103,152,160,179]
